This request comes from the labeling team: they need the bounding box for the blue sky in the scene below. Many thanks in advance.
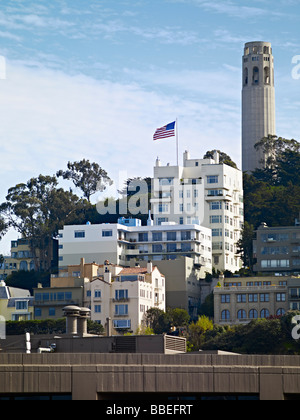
[0,0,300,252]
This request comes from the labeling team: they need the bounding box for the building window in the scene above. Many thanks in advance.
[249,309,258,319]
[237,294,247,303]
[210,215,222,224]
[138,233,148,242]
[16,300,28,311]
[167,232,177,241]
[210,201,222,210]
[167,243,177,253]
[181,231,191,241]
[152,244,163,253]
[253,66,259,84]
[94,290,101,298]
[49,308,56,317]
[261,309,270,319]
[95,305,101,313]
[152,232,162,242]
[158,204,169,213]
[207,190,223,197]
[249,294,258,303]
[113,320,131,329]
[102,230,113,237]
[237,310,247,320]
[276,293,286,302]
[276,308,285,316]
[74,231,85,238]
[35,308,42,317]
[19,261,28,271]
[115,304,128,316]
[207,175,219,184]
[260,294,270,302]
[221,295,230,303]
[221,310,230,321]
[212,229,222,237]
[115,290,128,301]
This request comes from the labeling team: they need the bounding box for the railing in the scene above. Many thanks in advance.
[215,285,287,292]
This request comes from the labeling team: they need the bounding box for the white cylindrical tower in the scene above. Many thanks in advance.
[242,41,276,172]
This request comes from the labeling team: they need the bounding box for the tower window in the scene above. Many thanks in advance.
[253,67,259,84]
[244,68,248,86]
[264,67,270,84]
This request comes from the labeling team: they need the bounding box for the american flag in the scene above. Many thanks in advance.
[153,121,176,141]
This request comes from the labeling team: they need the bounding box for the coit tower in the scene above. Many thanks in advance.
[242,41,276,172]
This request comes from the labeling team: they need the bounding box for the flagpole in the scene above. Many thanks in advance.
[176,118,179,166]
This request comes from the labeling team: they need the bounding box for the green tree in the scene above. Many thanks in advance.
[254,135,300,172]
[198,293,214,318]
[188,315,213,350]
[0,175,88,271]
[203,150,238,169]
[145,308,171,334]
[57,159,113,203]
[236,222,255,272]
[167,308,190,328]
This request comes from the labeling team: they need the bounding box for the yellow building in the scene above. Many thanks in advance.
[0,280,33,321]
[214,276,289,325]
[0,238,58,280]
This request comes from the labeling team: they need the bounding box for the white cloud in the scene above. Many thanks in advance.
[0,59,242,188]
[171,0,288,19]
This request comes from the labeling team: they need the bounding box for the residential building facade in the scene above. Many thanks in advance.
[151,151,244,273]
[84,262,165,332]
[57,220,212,316]
[33,258,100,320]
[253,223,300,275]
[0,281,33,321]
[214,276,289,325]
[0,238,58,281]
[58,219,212,277]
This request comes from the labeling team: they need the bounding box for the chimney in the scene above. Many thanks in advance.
[213,150,220,164]
[63,306,80,335]
[106,317,112,337]
[77,307,91,336]
[183,150,190,163]
[104,271,112,283]
[147,210,154,226]
[147,261,153,274]
[156,157,161,167]
[80,258,85,277]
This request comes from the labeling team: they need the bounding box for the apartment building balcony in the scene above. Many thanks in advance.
[215,285,287,293]
[150,197,172,204]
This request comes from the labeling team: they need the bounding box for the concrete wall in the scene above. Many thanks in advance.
[0,353,300,400]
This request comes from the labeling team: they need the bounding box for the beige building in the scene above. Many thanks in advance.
[0,280,33,321]
[214,276,288,325]
[33,258,96,320]
[139,257,213,320]
[242,41,276,172]
[84,262,165,333]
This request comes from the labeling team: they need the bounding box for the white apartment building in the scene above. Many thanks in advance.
[84,262,165,332]
[58,220,212,278]
[151,151,244,273]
